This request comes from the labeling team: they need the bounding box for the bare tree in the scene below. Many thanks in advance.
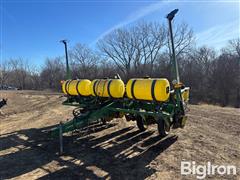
[97,28,137,79]
[98,59,117,78]
[70,43,99,79]
[29,66,41,90]
[172,22,195,57]
[181,46,216,102]
[228,38,240,57]
[40,57,65,90]
[222,38,240,107]
[98,22,168,79]
[211,53,238,106]
[0,61,10,88]
[7,58,31,89]
[133,22,167,76]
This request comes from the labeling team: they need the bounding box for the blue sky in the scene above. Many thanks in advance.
[0,0,239,66]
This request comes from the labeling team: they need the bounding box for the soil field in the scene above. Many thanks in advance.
[0,90,239,180]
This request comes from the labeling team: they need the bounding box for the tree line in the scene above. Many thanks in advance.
[0,21,239,107]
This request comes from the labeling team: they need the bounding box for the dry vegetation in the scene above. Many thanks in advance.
[1,24,239,107]
[0,90,239,179]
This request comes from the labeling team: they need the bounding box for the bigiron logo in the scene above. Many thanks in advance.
[181,161,238,179]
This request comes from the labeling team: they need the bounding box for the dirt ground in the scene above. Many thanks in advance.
[0,90,239,180]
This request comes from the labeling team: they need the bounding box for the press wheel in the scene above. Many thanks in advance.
[136,116,147,132]
[157,118,170,137]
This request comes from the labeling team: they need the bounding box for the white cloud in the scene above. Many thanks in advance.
[196,20,239,50]
[90,1,169,46]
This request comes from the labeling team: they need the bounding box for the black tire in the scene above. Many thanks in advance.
[73,108,81,118]
[157,118,170,137]
[100,118,107,125]
[136,116,147,132]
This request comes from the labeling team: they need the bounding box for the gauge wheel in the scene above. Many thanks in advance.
[73,108,81,118]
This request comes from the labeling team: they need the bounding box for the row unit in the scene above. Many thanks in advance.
[62,78,171,102]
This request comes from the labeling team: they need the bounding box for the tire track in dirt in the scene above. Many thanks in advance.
[0,91,239,179]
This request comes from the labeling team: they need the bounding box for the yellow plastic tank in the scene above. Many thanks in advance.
[181,87,190,102]
[90,79,125,98]
[62,79,91,96]
[126,78,170,102]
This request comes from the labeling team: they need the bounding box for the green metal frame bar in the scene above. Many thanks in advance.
[50,95,180,137]
[60,40,71,80]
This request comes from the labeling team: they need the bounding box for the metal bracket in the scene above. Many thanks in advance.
[59,122,63,155]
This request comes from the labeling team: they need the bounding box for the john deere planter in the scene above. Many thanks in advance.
[50,9,190,151]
